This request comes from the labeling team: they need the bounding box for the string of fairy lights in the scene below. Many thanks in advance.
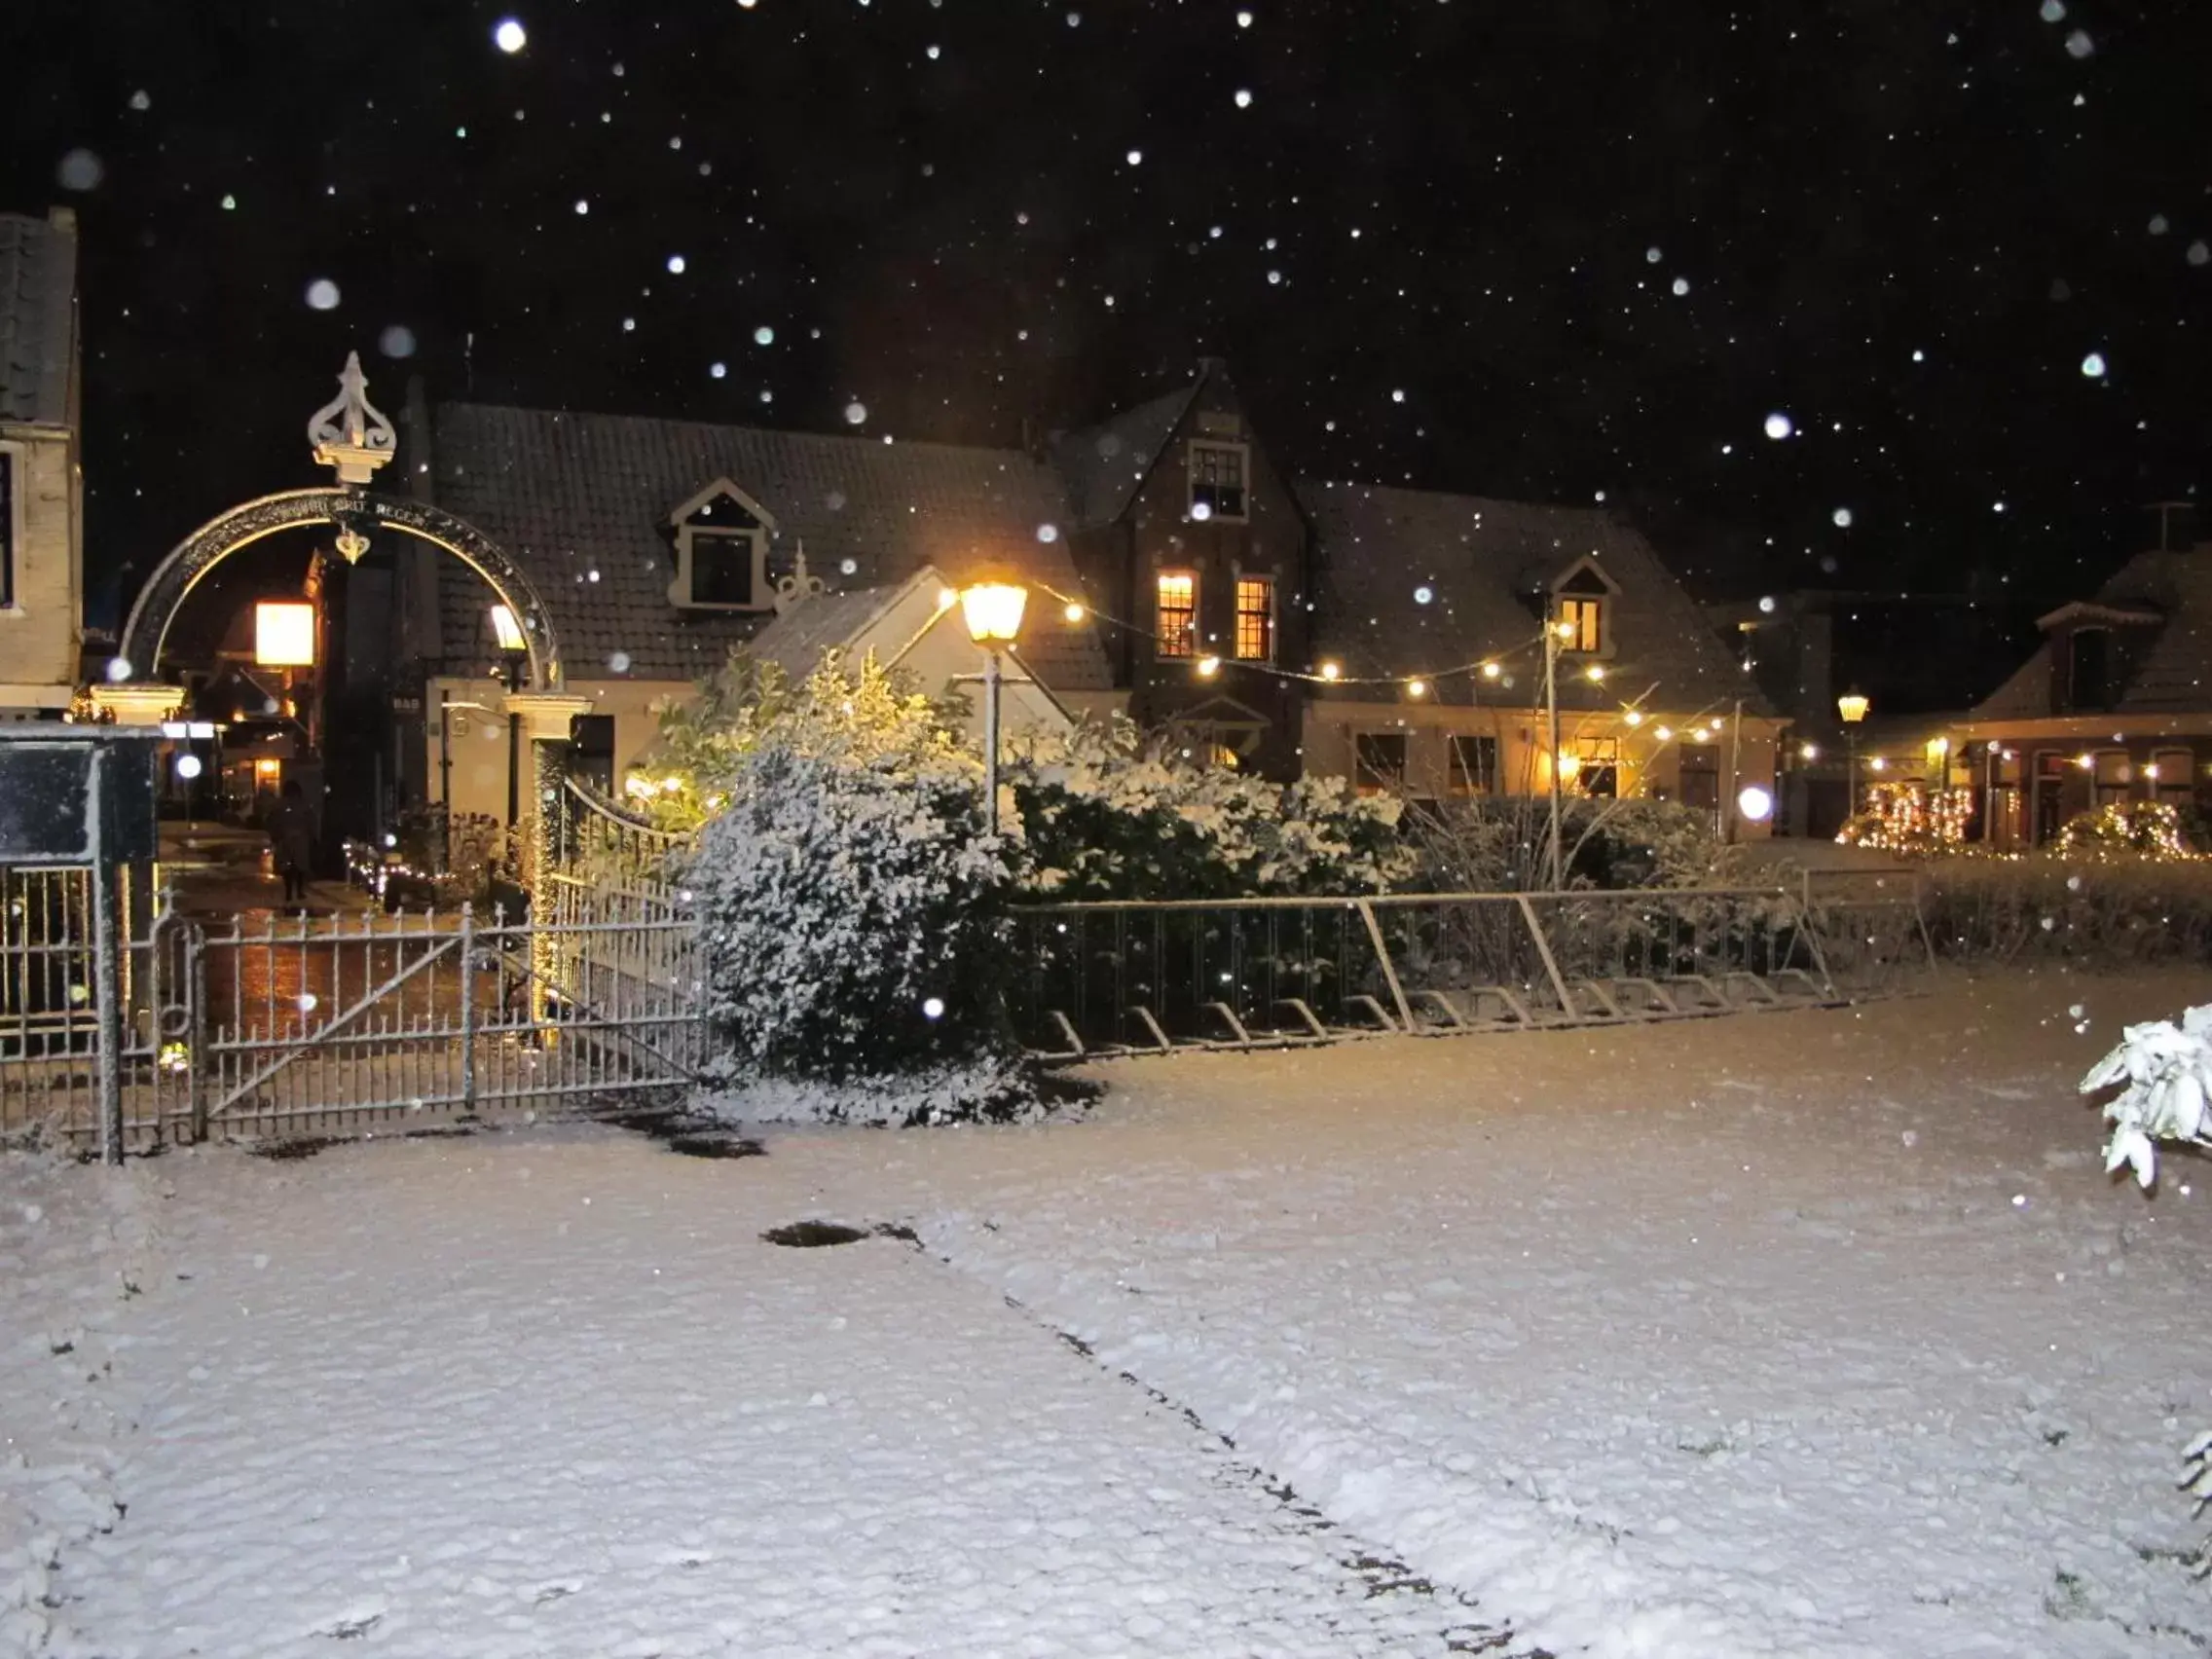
[1021,578,1638,704]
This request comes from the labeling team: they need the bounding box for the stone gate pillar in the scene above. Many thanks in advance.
[503,691,592,1025]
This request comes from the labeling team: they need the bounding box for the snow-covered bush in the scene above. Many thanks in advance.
[1006,716,1412,900]
[2082,1007,2212,1190]
[1407,795,1718,892]
[682,656,1036,1122]
[2083,1007,2212,1575]
[1921,857,2212,967]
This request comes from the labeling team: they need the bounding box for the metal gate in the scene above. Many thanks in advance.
[0,877,713,1150]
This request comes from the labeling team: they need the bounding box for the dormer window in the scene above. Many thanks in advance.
[666,479,777,611]
[2068,627,2112,712]
[1550,559,1617,654]
[1188,441,1248,522]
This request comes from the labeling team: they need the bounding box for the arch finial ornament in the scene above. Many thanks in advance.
[308,351,397,486]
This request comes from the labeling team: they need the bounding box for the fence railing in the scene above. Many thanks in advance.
[2,863,1930,1146]
[1008,883,1931,1057]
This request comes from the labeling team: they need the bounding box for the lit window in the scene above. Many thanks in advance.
[1353,732,1407,795]
[1448,734,1496,796]
[1156,571,1198,657]
[1558,596,1604,653]
[1575,736,1620,797]
[1234,575,1274,661]
[1188,441,1248,521]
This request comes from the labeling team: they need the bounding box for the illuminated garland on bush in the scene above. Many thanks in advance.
[1836,783,1974,852]
[2055,800,2201,862]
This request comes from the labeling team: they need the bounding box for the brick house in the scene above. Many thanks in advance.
[1952,542,2212,845]
[383,360,1779,829]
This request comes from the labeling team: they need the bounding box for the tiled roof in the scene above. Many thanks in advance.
[1299,481,1770,717]
[0,212,76,427]
[427,402,1113,690]
[1051,383,1200,529]
[1972,545,2212,719]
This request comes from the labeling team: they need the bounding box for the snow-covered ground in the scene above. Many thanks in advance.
[8,968,2212,1656]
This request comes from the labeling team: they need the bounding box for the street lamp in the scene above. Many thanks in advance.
[490,604,530,832]
[959,578,1028,834]
[1837,688,1870,817]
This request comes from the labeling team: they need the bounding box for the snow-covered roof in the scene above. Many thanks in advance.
[426,401,1115,690]
[1298,481,1772,715]
[1973,545,2212,720]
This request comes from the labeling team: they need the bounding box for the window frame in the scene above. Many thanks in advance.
[1353,730,1409,796]
[1233,573,1275,662]
[0,440,20,611]
[1447,733,1497,797]
[666,480,777,612]
[1187,440,1250,523]
[1155,569,1198,659]
[1557,595,1604,654]
[1574,735,1620,798]
[2152,747,2194,808]
[2067,626,2113,712]
[1677,742,1719,810]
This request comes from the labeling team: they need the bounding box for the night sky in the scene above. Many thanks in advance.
[7,0,2209,694]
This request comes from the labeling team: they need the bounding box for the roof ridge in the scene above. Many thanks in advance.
[437,398,1042,463]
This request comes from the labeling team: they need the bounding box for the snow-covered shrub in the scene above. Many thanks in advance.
[1406,795,1718,892]
[2082,1006,2212,1190]
[1006,716,1412,900]
[2083,1007,2212,1575]
[682,656,1033,1119]
[1921,856,2212,967]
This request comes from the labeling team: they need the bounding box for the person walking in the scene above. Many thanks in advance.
[264,780,317,910]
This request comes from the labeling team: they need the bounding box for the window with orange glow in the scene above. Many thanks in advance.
[1156,571,1197,657]
[1558,596,1603,653]
[1234,575,1274,661]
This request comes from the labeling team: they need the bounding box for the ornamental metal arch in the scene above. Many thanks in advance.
[115,487,565,691]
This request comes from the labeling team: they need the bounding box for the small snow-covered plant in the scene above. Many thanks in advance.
[683,655,1033,1120]
[2083,1005,2212,1577]
[2081,1005,2212,1189]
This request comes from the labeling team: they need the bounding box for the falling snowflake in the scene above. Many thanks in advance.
[2040,0,2065,18]
[1190,500,1214,523]
[493,18,526,53]
[1414,585,1433,605]
[2081,351,2107,379]
[754,325,775,346]
[2064,27,2093,56]
[1763,412,1793,441]
[55,149,103,192]
[710,361,727,379]
[306,278,342,312]
[1125,148,1143,166]
[1390,388,1405,403]
[573,199,589,215]
[220,193,237,210]
[2150,214,2170,237]
[1036,524,1059,543]
[1235,89,1253,108]
[379,325,417,359]
[608,651,632,674]
[1832,507,1854,528]
[666,254,686,274]
[2190,240,2211,268]
[129,90,150,111]
[1644,245,1662,264]
[1672,276,1689,296]
[843,401,867,425]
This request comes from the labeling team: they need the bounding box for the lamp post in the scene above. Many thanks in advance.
[491,604,530,835]
[1543,610,1575,890]
[959,578,1028,835]
[1837,688,1870,819]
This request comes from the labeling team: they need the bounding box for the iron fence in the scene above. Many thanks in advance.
[1010,883,1930,1057]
